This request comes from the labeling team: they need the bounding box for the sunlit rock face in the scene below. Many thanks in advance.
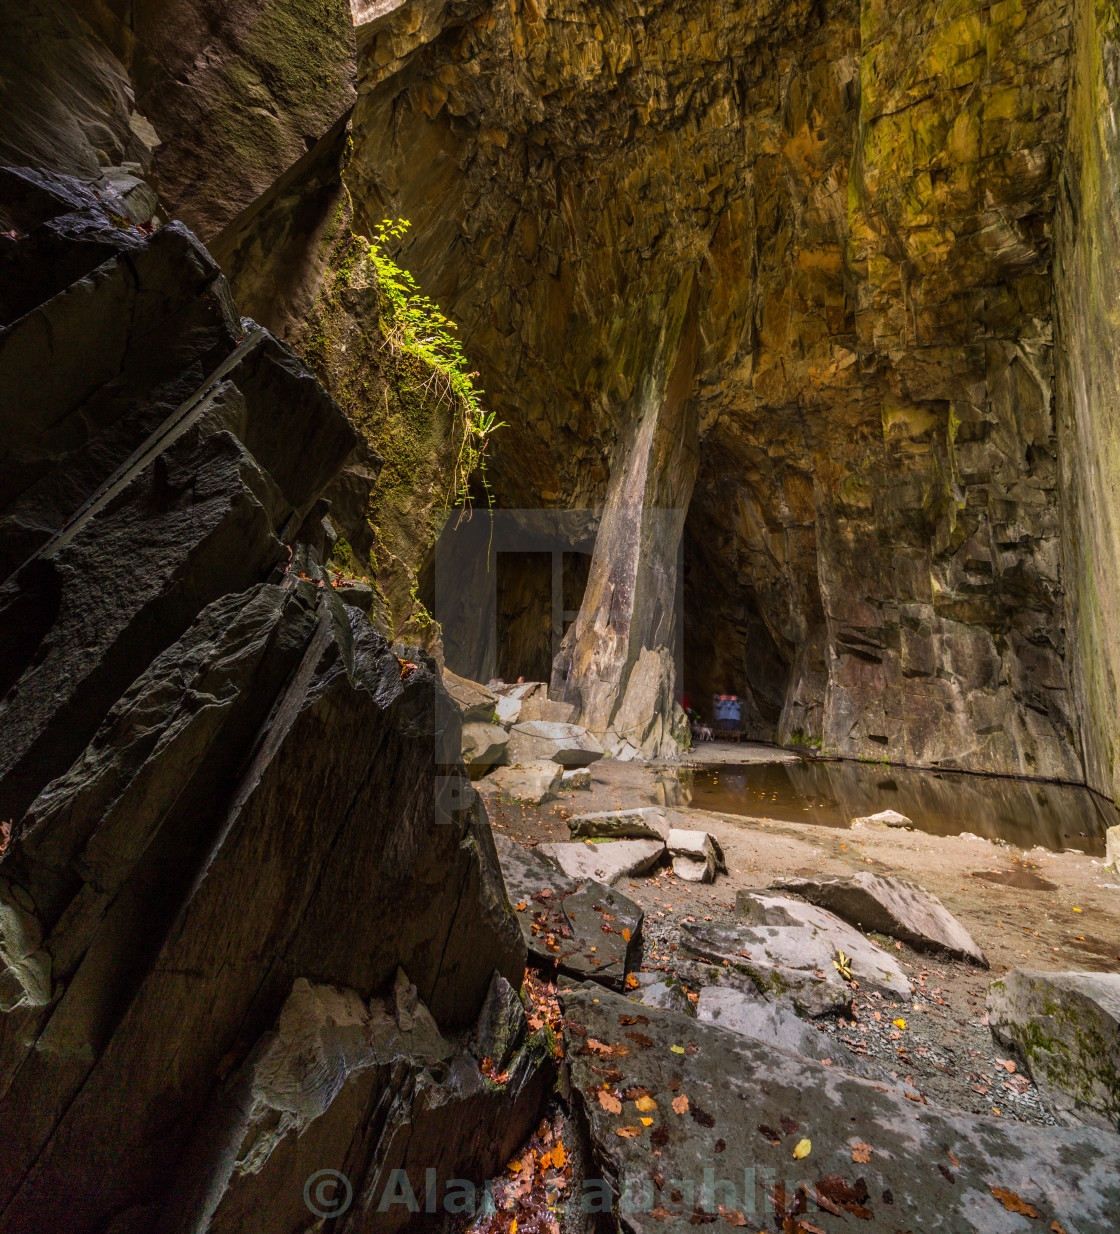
[344,0,1083,778]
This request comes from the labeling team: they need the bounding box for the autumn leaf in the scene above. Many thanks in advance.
[616,1125,643,1138]
[672,1094,690,1114]
[851,1141,872,1164]
[587,1038,613,1055]
[551,1142,566,1169]
[622,928,632,941]
[690,1105,716,1128]
[636,1095,659,1112]
[671,1045,686,1054]
[641,1117,654,1126]
[758,1124,782,1145]
[990,1186,1039,1217]
[515,901,528,911]
[792,1138,811,1160]
[625,972,640,990]
[718,1205,748,1227]
[892,1018,906,1030]
[780,1115,799,1136]
[598,1091,622,1114]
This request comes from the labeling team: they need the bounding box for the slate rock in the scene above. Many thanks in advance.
[628,970,693,1016]
[443,669,499,723]
[462,722,510,776]
[494,693,523,726]
[850,808,913,828]
[776,872,987,966]
[560,767,592,791]
[1105,824,1120,873]
[987,969,1120,1131]
[507,720,605,767]
[541,839,665,885]
[493,834,643,990]
[487,759,562,803]
[560,985,1120,1234]
[568,807,669,840]
[668,828,720,882]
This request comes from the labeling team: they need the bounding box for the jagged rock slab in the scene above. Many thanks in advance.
[487,759,562,803]
[668,828,719,883]
[568,807,669,840]
[462,721,509,776]
[494,693,523,726]
[851,809,913,828]
[561,985,1120,1234]
[628,970,693,1016]
[541,839,665,885]
[519,693,576,724]
[560,767,592,791]
[987,970,1120,1132]
[1105,824,1120,873]
[494,834,642,990]
[675,892,912,1017]
[0,596,525,1228]
[507,720,605,768]
[444,669,499,723]
[776,872,987,966]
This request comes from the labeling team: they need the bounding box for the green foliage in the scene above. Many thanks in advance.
[369,219,504,506]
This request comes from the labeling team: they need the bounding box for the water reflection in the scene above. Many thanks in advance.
[677,759,1117,855]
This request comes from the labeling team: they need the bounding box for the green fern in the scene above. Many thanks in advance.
[369,219,504,507]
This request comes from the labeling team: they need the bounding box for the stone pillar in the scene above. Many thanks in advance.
[551,277,699,759]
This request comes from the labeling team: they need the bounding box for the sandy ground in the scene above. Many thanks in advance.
[478,746,1120,1127]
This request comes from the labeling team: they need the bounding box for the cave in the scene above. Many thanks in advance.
[2,0,1120,1227]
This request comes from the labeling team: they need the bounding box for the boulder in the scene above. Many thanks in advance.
[461,722,510,776]
[667,828,725,883]
[850,808,913,828]
[494,693,523,726]
[560,767,592,791]
[493,835,643,990]
[987,969,1120,1131]
[506,720,604,767]
[674,892,912,1017]
[487,759,562,804]
[776,872,988,966]
[568,806,669,840]
[443,669,500,723]
[1106,824,1120,873]
[560,985,1120,1233]
[518,694,576,724]
[541,838,665,885]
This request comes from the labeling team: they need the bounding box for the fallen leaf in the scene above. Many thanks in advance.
[947,1149,960,1167]
[515,901,528,911]
[718,1205,747,1226]
[551,1142,567,1169]
[587,1038,613,1055]
[598,1091,622,1114]
[892,1019,906,1030]
[671,1045,686,1054]
[672,1094,690,1114]
[758,1124,782,1145]
[636,1096,659,1112]
[780,1115,799,1136]
[625,973,640,990]
[652,1123,670,1147]
[990,1186,1039,1217]
[792,1138,811,1160]
[622,928,632,941]
[616,1126,643,1138]
[619,1014,650,1027]
[1051,1222,1069,1233]
[690,1104,716,1128]
[851,1142,872,1164]
[641,1116,654,1126]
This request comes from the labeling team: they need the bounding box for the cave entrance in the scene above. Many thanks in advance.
[495,549,592,682]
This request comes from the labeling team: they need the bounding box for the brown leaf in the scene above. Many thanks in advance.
[597,1091,622,1114]
[758,1124,782,1145]
[718,1205,748,1227]
[515,901,528,911]
[650,1207,678,1222]
[672,1094,690,1114]
[586,1037,613,1055]
[780,1114,799,1136]
[990,1186,1039,1218]
[851,1141,872,1164]
[619,1014,650,1026]
[625,972,640,989]
[1051,1222,1069,1233]
[565,1020,588,1038]
[690,1104,716,1128]
[651,1123,670,1147]
[715,1138,726,1153]
[616,1125,643,1138]
[947,1149,960,1167]
[685,1041,699,1055]
[627,1031,655,1048]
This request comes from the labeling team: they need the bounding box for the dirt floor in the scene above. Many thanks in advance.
[478,745,1120,1129]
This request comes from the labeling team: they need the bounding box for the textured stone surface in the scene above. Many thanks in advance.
[667,828,721,883]
[486,759,562,804]
[493,834,643,989]
[777,872,988,966]
[850,809,913,829]
[987,969,1120,1131]
[506,720,605,768]
[567,807,669,841]
[462,721,509,775]
[541,839,665,885]
[562,984,1120,1232]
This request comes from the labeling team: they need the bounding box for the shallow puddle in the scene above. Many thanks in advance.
[677,758,1116,855]
[968,868,1059,891]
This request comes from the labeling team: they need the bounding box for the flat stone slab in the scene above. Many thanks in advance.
[560,985,1120,1233]
[667,828,722,883]
[851,808,912,828]
[675,892,912,1017]
[987,969,1120,1131]
[695,985,877,1077]
[776,872,987,967]
[560,768,591,791]
[493,834,643,991]
[486,759,562,803]
[507,720,604,768]
[568,807,669,840]
[541,838,665,885]
[442,669,498,723]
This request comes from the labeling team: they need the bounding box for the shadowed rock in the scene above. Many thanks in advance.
[541,838,665,885]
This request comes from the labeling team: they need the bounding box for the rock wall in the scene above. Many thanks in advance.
[1054,0,1120,802]
[0,168,533,1230]
[340,0,1089,779]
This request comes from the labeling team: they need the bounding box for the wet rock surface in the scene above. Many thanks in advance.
[562,984,1120,1233]
[987,969,1120,1131]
